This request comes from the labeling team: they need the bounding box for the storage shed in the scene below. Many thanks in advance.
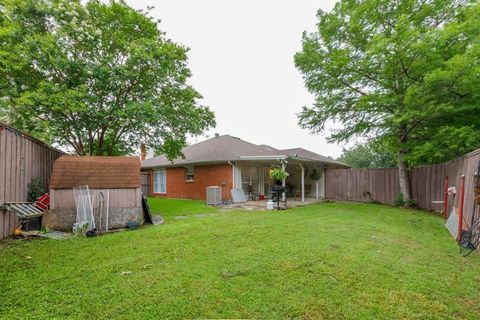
[43,156,143,231]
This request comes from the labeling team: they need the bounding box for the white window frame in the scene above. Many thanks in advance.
[185,166,194,182]
[154,169,167,194]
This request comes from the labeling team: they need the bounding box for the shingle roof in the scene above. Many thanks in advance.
[50,156,141,189]
[141,135,280,168]
[141,135,348,168]
[279,148,348,167]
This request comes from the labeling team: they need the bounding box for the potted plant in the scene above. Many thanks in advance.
[270,167,289,182]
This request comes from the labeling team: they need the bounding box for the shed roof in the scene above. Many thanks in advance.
[141,134,348,168]
[49,156,141,189]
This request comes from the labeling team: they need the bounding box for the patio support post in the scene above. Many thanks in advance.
[300,164,305,204]
[316,181,319,200]
[281,161,286,201]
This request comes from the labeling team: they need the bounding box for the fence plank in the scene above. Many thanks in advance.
[325,148,480,230]
[0,123,64,239]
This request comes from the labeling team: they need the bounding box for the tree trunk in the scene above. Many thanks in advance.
[398,150,412,204]
[398,123,412,205]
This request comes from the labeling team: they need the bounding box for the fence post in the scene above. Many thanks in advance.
[457,175,465,241]
[443,176,448,220]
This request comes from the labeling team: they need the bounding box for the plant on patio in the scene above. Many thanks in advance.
[270,168,289,182]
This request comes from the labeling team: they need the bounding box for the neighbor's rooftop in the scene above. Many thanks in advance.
[141,134,348,168]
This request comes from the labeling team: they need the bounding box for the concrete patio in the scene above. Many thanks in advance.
[222,197,325,211]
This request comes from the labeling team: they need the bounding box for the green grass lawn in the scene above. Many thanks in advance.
[1,202,479,319]
[148,197,217,220]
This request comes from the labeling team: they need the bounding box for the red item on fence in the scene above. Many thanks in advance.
[34,193,50,211]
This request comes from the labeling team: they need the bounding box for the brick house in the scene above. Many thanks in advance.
[141,134,348,203]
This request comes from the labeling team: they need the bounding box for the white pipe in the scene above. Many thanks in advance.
[105,190,109,232]
[300,164,305,204]
[281,161,286,201]
[228,161,235,189]
[86,185,95,230]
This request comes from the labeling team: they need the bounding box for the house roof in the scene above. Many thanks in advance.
[279,148,347,166]
[49,156,141,189]
[141,134,348,168]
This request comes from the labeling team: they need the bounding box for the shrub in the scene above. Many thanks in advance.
[394,193,404,207]
[406,198,417,208]
[27,177,45,202]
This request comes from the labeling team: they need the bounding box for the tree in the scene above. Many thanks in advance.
[337,142,396,168]
[0,0,215,158]
[295,0,480,203]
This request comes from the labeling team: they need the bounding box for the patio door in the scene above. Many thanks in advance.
[241,166,259,194]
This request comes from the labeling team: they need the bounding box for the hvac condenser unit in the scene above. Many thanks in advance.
[206,186,222,205]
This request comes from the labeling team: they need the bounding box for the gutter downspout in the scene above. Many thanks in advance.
[228,161,235,189]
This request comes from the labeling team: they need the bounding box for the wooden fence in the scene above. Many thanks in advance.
[325,148,480,229]
[0,122,65,239]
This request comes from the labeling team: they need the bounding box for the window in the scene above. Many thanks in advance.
[185,166,194,182]
[154,170,166,193]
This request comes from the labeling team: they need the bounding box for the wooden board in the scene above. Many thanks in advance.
[0,123,64,239]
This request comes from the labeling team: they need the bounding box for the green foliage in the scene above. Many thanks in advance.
[338,142,397,168]
[407,126,480,166]
[394,193,417,208]
[27,177,45,202]
[295,0,480,197]
[394,193,404,207]
[1,202,479,318]
[309,168,323,180]
[406,198,417,208]
[0,0,215,158]
[270,168,289,181]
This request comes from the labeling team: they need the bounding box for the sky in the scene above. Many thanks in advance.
[126,0,344,158]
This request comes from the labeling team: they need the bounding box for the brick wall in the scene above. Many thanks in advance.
[151,164,233,200]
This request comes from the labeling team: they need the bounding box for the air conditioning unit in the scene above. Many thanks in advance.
[206,186,222,205]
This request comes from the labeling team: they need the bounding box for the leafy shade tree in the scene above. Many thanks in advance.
[295,0,480,203]
[0,0,215,158]
[337,142,397,168]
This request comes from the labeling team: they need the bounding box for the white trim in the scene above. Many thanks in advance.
[239,155,288,160]
[153,169,167,194]
[281,161,286,201]
[300,163,305,204]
